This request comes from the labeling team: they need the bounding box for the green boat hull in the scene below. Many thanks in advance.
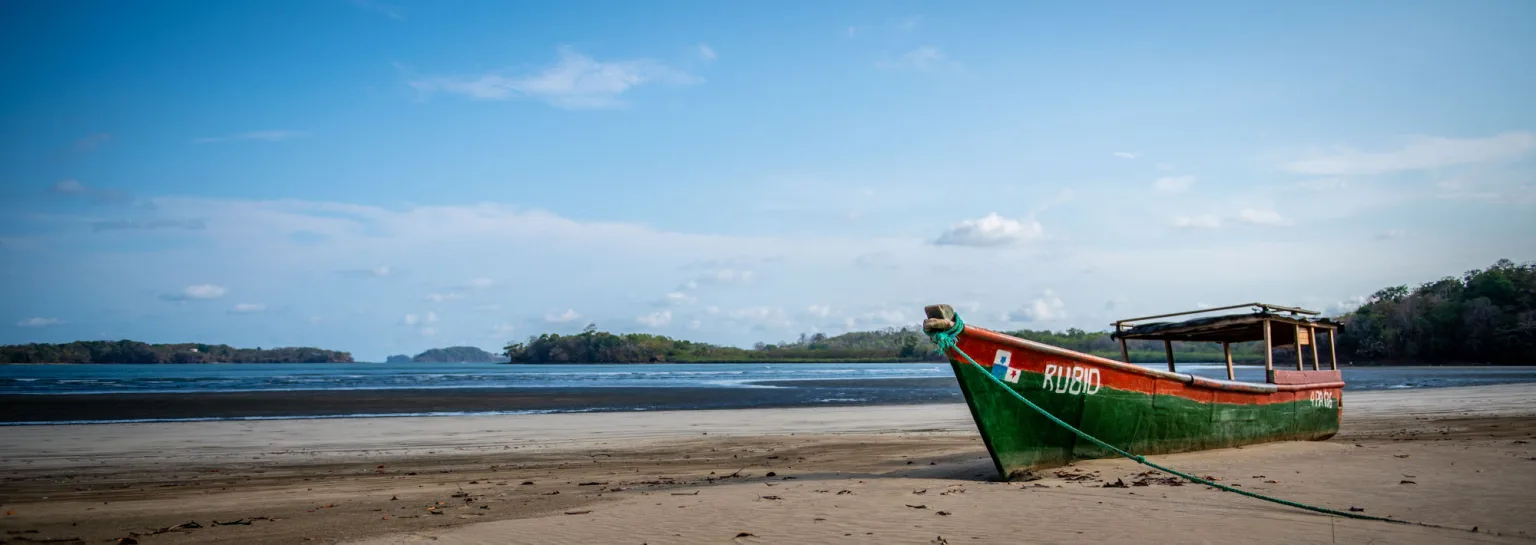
[951,358,1341,480]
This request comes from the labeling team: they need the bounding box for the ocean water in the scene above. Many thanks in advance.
[3,362,1536,395]
[2,362,1533,425]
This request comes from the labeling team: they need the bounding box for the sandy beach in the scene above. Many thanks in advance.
[2,383,1534,544]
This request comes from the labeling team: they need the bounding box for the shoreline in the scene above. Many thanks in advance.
[0,378,964,424]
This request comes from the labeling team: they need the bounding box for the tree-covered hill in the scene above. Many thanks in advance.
[0,341,353,364]
[412,346,509,363]
[1335,258,1534,364]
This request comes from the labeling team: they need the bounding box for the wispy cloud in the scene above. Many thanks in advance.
[91,219,205,232]
[933,213,1043,247]
[894,15,922,31]
[1170,215,1221,229]
[162,284,227,301]
[636,309,672,327]
[697,43,717,62]
[1152,176,1196,193]
[16,317,62,327]
[425,292,464,302]
[877,46,948,70]
[192,130,309,144]
[1007,290,1066,323]
[338,265,394,279]
[1282,131,1536,176]
[74,132,112,152]
[350,0,405,20]
[229,303,266,314]
[1237,208,1288,226]
[49,179,131,204]
[1374,229,1407,241]
[1113,152,1138,159]
[544,309,581,323]
[407,47,702,109]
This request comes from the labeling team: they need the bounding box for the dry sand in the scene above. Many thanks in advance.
[2,383,1534,544]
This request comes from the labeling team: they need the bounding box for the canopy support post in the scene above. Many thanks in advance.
[1263,319,1274,383]
[1164,340,1176,373]
[1294,324,1305,371]
[1328,327,1338,370]
[1223,341,1234,381]
[1119,338,1129,363]
[1309,326,1320,370]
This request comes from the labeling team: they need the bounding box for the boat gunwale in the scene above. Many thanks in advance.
[959,325,1343,394]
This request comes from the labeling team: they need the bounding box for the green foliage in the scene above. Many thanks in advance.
[384,354,411,364]
[412,346,508,363]
[1335,258,1536,363]
[502,324,1265,364]
[0,340,353,364]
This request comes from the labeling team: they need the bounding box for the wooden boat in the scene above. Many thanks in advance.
[923,302,1345,481]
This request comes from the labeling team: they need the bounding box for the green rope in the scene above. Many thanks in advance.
[928,314,1428,526]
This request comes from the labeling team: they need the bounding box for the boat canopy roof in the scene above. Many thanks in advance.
[1110,303,1342,344]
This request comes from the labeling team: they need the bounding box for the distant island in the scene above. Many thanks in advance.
[0,340,353,364]
[409,346,509,363]
[501,258,1534,365]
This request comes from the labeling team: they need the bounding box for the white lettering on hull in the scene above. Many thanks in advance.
[1309,390,1336,408]
[1041,363,1101,396]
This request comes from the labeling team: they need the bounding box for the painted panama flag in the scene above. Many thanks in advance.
[923,303,1345,481]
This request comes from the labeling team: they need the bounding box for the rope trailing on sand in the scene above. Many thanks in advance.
[927,314,1442,527]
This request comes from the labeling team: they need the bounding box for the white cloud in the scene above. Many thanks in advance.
[465,277,496,289]
[473,304,502,313]
[637,309,672,327]
[1008,290,1065,323]
[1153,176,1196,193]
[164,284,227,301]
[545,309,582,323]
[48,179,130,204]
[933,213,1043,247]
[407,47,702,109]
[228,303,266,314]
[419,326,438,337]
[1374,229,1406,241]
[426,292,465,302]
[1237,209,1288,226]
[697,43,717,61]
[491,323,517,336]
[339,265,393,279]
[16,317,61,327]
[894,15,922,31]
[878,46,947,70]
[1298,178,1348,190]
[662,291,697,306]
[683,268,754,289]
[841,308,911,330]
[687,319,702,330]
[1330,295,1369,315]
[1282,131,1536,176]
[192,130,308,144]
[403,311,439,326]
[804,304,833,318]
[1170,215,1221,229]
[1113,152,1138,159]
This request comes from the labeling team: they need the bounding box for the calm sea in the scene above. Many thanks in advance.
[2,362,1533,424]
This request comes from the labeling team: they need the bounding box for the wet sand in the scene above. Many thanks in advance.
[1,384,1534,544]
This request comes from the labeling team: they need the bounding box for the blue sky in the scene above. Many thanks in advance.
[2,0,1534,360]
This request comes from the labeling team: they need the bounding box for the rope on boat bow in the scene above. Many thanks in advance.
[928,314,1464,530]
